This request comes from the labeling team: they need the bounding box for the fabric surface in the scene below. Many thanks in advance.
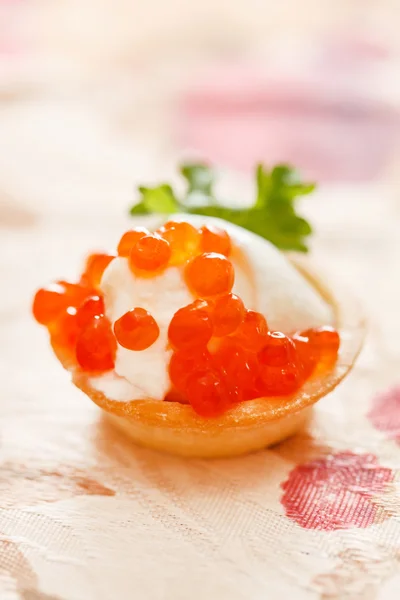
[1,94,400,599]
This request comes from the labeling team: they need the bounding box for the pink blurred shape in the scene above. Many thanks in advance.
[368,386,400,443]
[178,40,400,182]
[0,0,24,56]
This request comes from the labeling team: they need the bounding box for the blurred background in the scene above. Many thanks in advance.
[0,0,400,348]
[0,0,399,213]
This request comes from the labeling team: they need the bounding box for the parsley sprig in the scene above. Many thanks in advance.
[130,163,315,252]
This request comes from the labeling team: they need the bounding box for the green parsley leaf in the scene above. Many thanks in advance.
[180,163,215,194]
[130,184,180,215]
[129,162,315,252]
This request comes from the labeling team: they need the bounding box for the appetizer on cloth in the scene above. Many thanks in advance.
[33,163,364,457]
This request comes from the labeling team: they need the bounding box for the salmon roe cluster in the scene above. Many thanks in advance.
[168,294,340,417]
[116,220,233,273]
[33,220,340,418]
[32,243,162,371]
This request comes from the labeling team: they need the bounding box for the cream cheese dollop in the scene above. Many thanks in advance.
[90,216,333,401]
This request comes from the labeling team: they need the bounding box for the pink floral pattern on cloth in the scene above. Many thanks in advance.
[368,386,400,443]
[281,452,394,531]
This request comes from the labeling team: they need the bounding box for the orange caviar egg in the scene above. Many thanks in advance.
[200,224,232,257]
[82,253,115,288]
[158,220,201,265]
[211,293,245,337]
[214,339,259,400]
[169,349,211,392]
[32,281,91,326]
[49,306,80,352]
[57,280,94,305]
[311,326,340,354]
[292,332,319,379]
[303,326,340,368]
[258,332,297,367]
[114,307,159,351]
[186,370,233,417]
[258,363,302,397]
[117,227,149,257]
[168,300,213,350]
[76,295,105,329]
[234,310,268,352]
[258,331,302,396]
[129,233,171,272]
[32,283,71,325]
[76,315,116,372]
[185,252,234,297]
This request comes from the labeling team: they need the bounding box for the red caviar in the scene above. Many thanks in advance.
[49,306,81,352]
[76,315,116,372]
[58,281,94,305]
[296,325,340,371]
[234,310,268,352]
[76,295,105,329]
[257,331,303,396]
[32,281,91,325]
[214,338,259,400]
[200,224,232,257]
[259,332,297,367]
[293,332,319,379]
[168,300,213,350]
[82,253,115,288]
[117,227,149,257]
[309,326,340,365]
[259,363,302,397]
[114,308,159,351]
[186,370,233,417]
[33,283,71,325]
[211,293,245,337]
[158,220,201,265]
[169,349,211,392]
[185,252,234,297]
[129,233,171,272]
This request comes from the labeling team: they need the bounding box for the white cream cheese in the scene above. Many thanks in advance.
[90,216,333,401]
[98,259,192,400]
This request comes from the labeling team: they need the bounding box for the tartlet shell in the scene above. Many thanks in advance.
[53,256,366,458]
